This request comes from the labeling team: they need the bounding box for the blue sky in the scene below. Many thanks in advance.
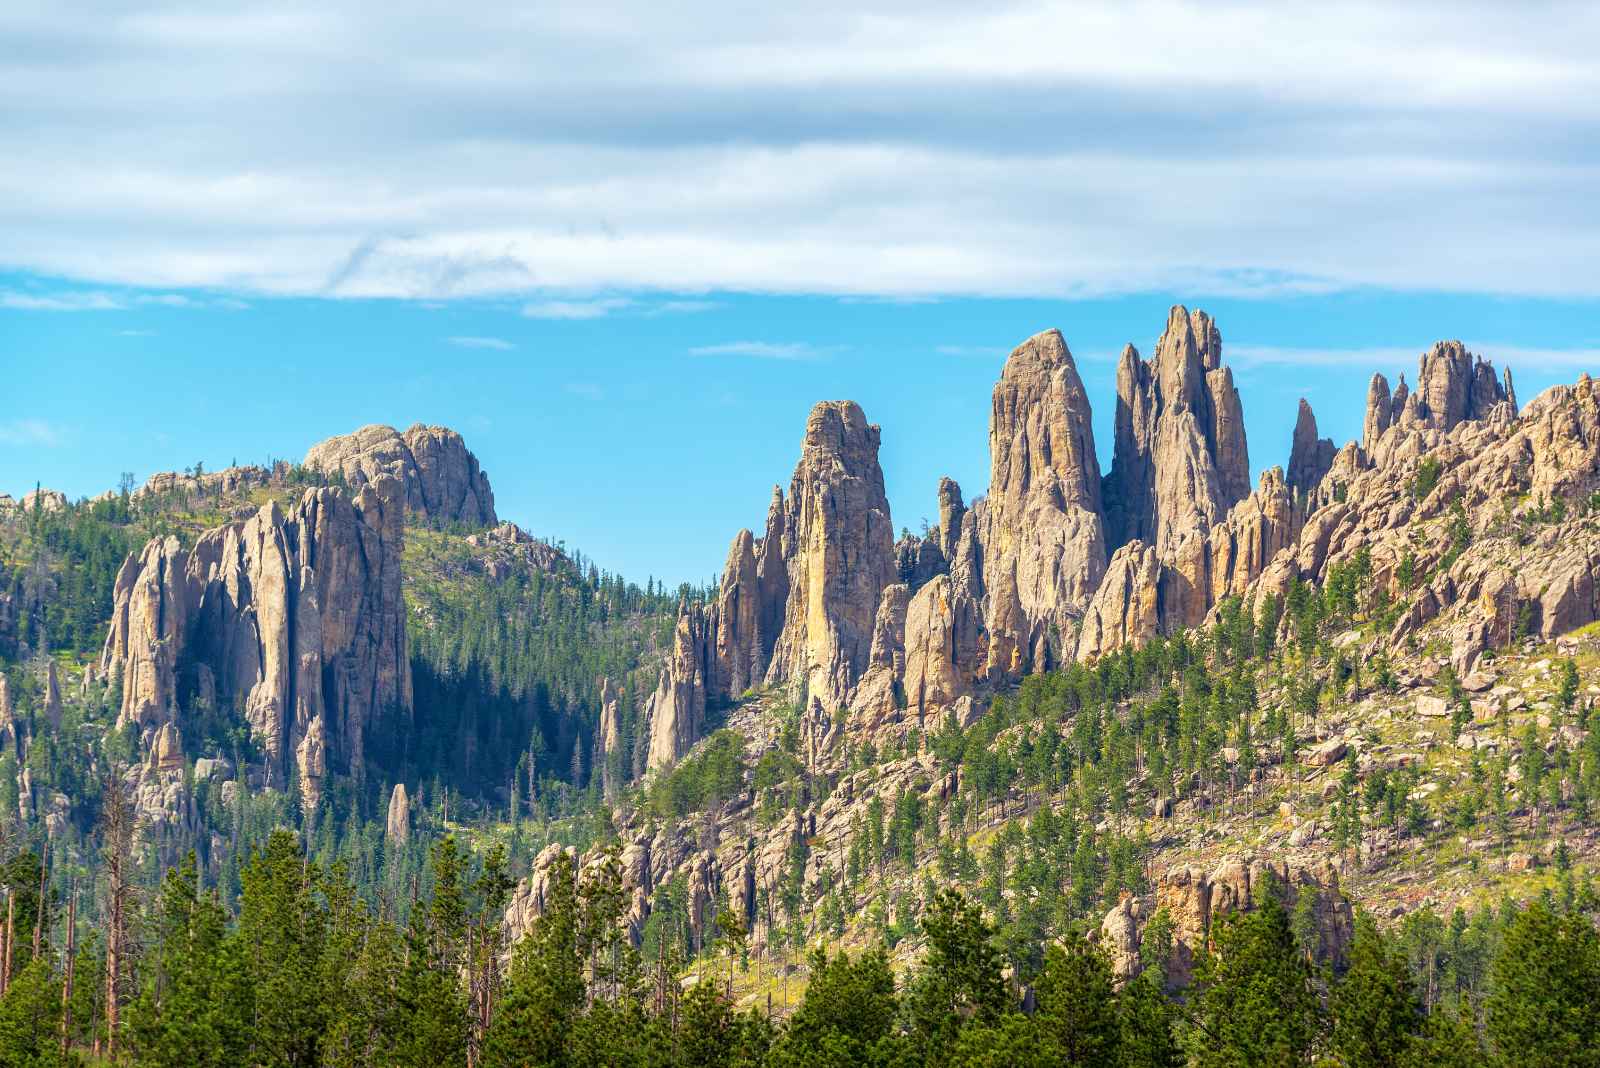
[7,278,1598,584]
[3,3,1599,583]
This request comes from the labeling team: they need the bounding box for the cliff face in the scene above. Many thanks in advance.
[304,423,496,527]
[99,478,410,804]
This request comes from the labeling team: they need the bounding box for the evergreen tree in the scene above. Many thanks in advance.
[1188,893,1320,1067]
[903,889,1009,1064]
[128,852,255,1066]
[1329,913,1423,1068]
[1032,933,1121,1065]
[1485,900,1600,1066]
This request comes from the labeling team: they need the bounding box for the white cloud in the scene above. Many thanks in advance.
[0,420,65,447]
[565,382,604,399]
[522,298,634,320]
[0,290,124,311]
[117,328,157,336]
[447,335,516,350]
[688,340,822,360]
[3,3,1600,299]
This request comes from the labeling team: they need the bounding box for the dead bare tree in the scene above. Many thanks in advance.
[101,771,135,1063]
[60,880,76,1057]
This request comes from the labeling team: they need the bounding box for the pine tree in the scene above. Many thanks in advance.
[128,852,254,1067]
[1329,913,1423,1068]
[1032,933,1120,1065]
[1188,893,1320,1067]
[1485,900,1600,1066]
[904,889,1009,1064]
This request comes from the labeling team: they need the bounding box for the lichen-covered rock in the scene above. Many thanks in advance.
[304,423,496,526]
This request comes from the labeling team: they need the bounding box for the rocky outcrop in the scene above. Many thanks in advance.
[1075,542,1163,662]
[0,674,17,755]
[982,329,1107,674]
[136,464,277,504]
[20,489,68,515]
[764,401,897,713]
[645,604,712,772]
[900,575,984,719]
[852,584,913,728]
[386,782,411,844]
[100,479,410,805]
[1207,469,1303,603]
[304,423,496,526]
[937,478,966,562]
[1104,855,1354,987]
[1103,307,1251,556]
[1363,373,1393,452]
[1286,399,1337,497]
[43,660,61,732]
[1407,341,1515,431]
[596,677,624,795]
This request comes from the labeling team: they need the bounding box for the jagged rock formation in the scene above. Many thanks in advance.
[1103,308,1250,556]
[937,478,966,561]
[596,677,624,796]
[1286,399,1337,497]
[900,575,984,719]
[765,401,897,712]
[304,423,496,526]
[643,402,895,768]
[1075,542,1163,662]
[981,329,1107,674]
[644,604,711,772]
[99,479,410,804]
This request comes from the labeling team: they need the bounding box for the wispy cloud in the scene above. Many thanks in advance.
[0,420,65,447]
[1,290,124,311]
[117,328,157,337]
[1,289,242,312]
[447,335,516,351]
[565,382,604,399]
[1227,345,1420,369]
[1228,341,1600,372]
[650,300,721,315]
[689,341,824,360]
[522,298,634,320]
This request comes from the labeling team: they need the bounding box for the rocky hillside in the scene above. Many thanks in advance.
[5,307,1600,1012]
[496,306,1600,1005]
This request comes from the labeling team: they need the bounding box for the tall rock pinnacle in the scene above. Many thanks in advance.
[981,328,1107,673]
[1286,399,1337,497]
[1102,307,1250,556]
[765,400,897,713]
